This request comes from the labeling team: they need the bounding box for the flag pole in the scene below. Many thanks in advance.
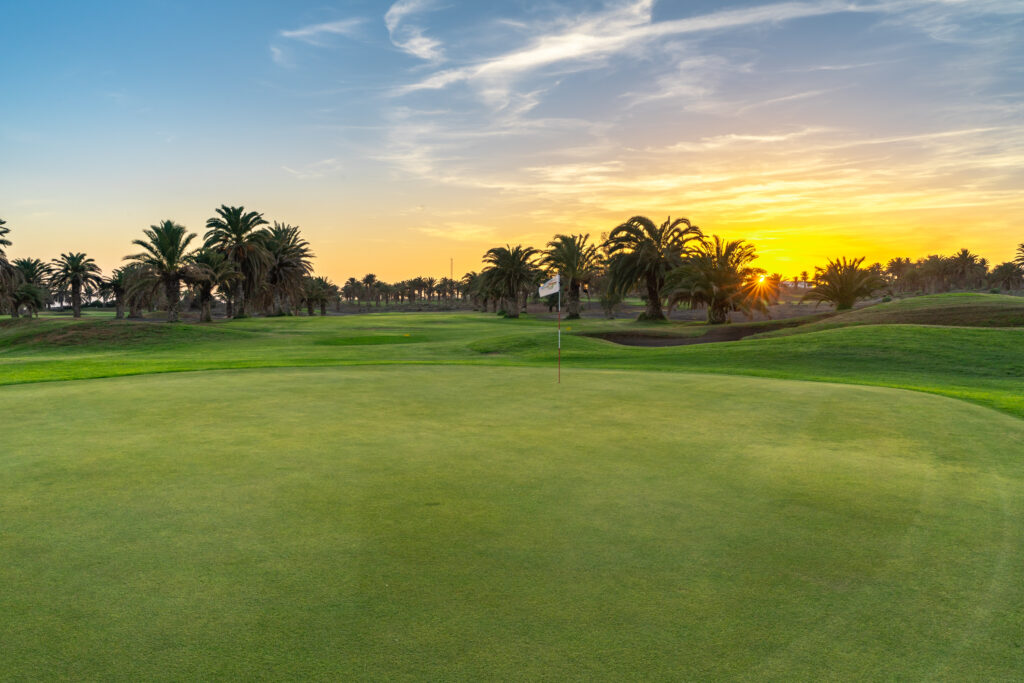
[557,275,561,384]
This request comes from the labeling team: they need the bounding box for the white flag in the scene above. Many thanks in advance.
[538,274,560,297]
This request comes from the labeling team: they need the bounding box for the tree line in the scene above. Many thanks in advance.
[466,216,1024,322]
[2,213,1022,324]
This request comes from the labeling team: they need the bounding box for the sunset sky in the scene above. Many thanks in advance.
[2,0,1022,281]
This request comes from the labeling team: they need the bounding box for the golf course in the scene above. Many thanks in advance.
[2,293,1023,679]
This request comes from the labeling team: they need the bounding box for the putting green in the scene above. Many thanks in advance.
[2,366,1022,679]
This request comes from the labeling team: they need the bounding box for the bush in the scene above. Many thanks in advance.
[881,296,892,303]
[990,288,1001,294]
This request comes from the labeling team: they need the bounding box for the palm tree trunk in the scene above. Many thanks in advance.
[224,294,234,319]
[199,290,213,323]
[115,300,125,320]
[165,278,180,322]
[567,280,581,319]
[707,304,728,324]
[320,301,327,316]
[307,301,315,316]
[236,281,246,318]
[504,296,518,318]
[72,284,82,318]
[643,273,665,321]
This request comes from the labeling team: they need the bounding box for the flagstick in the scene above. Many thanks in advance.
[557,280,561,384]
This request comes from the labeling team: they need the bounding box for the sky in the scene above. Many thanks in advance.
[2,0,1023,281]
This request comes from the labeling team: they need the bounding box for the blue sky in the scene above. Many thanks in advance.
[2,0,1022,279]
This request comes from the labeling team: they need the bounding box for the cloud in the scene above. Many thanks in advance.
[417,222,498,242]
[736,87,838,113]
[281,158,343,180]
[269,45,289,66]
[394,0,862,97]
[623,53,740,107]
[385,0,445,62]
[363,1,1024,259]
[280,18,364,45]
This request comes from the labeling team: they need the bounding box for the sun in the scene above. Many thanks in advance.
[758,275,766,283]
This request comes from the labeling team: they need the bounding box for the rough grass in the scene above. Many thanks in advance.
[2,366,1023,679]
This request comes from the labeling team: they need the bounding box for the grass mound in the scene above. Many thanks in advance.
[760,293,1024,339]
[2,366,1022,679]
[0,318,230,349]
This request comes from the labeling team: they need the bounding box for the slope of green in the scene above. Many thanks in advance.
[758,293,1024,338]
[2,367,1022,679]
[2,309,1023,418]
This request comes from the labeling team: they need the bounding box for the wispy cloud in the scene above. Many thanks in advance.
[417,222,498,242]
[385,0,445,62]
[269,45,289,67]
[394,0,864,97]
[281,158,343,180]
[737,87,838,113]
[281,18,364,45]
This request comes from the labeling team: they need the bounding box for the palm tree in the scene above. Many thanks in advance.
[1014,244,1024,268]
[664,237,771,324]
[119,264,153,319]
[408,276,425,303]
[188,248,239,322]
[885,257,913,293]
[125,220,197,322]
[301,275,335,315]
[13,258,51,287]
[204,205,270,318]
[0,222,15,316]
[949,248,986,289]
[481,245,539,318]
[467,269,502,312]
[12,282,49,318]
[0,218,10,252]
[423,276,437,303]
[261,222,314,315]
[322,278,340,315]
[0,263,14,317]
[11,258,51,317]
[436,277,454,304]
[99,267,133,319]
[541,234,601,319]
[342,277,360,303]
[49,253,102,318]
[803,257,887,310]
[989,262,1023,291]
[361,274,378,306]
[603,215,704,320]
[917,255,953,293]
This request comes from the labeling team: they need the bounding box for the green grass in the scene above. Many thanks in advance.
[758,293,1024,337]
[2,296,1024,678]
[3,297,1023,418]
[2,366,1023,679]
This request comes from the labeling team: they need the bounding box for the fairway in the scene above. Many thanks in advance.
[3,365,1023,679]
